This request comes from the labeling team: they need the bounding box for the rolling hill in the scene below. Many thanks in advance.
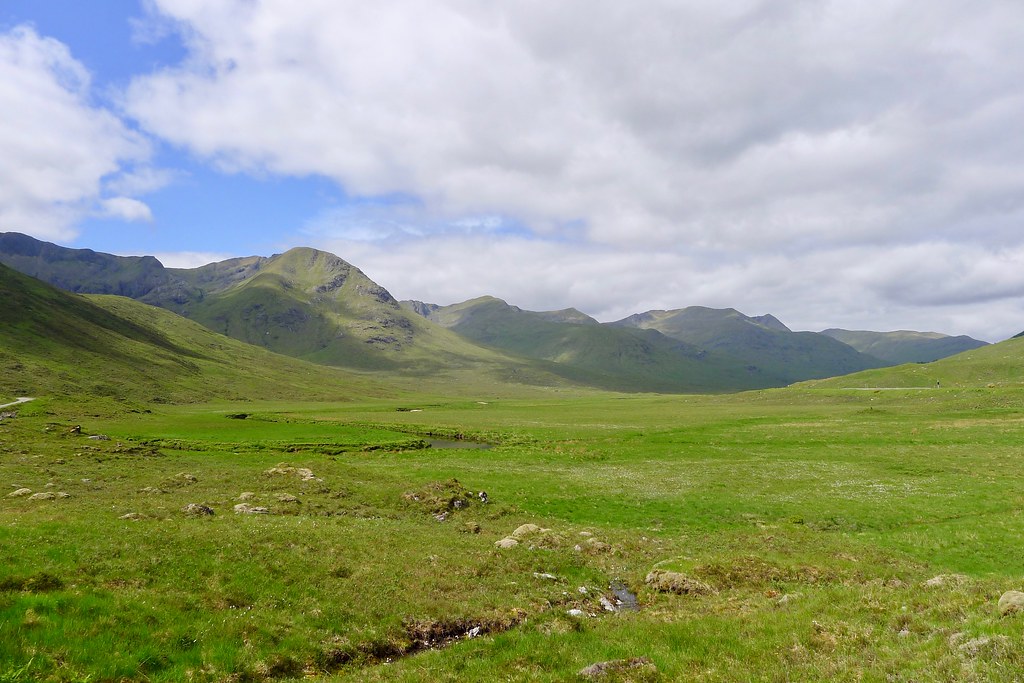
[820,328,988,364]
[800,335,1024,389]
[611,306,884,384]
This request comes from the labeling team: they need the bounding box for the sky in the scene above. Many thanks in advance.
[2,1,1024,341]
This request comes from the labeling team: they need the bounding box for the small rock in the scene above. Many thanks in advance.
[238,492,255,500]
[645,569,715,595]
[898,629,910,638]
[465,626,481,638]
[566,609,586,617]
[183,503,214,516]
[494,538,519,549]
[998,590,1024,616]
[578,531,593,537]
[139,487,164,494]
[578,586,589,594]
[7,488,31,498]
[87,435,110,441]
[599,596,617,612]
[69,425,81,435]
[120,512,144,521]
[533,572,558,581]
[56,492,70,499]
[478,491,488,504]
[579,657,657,680]
[233,503,269,515]
[434,512,448,522]
[275,493,299,503]
[461,522,482,534]
[28,492,56,501]
[584,538,611,552]
[176,473,198,483]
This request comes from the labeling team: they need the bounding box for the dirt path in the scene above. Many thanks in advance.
[0,397,35,410]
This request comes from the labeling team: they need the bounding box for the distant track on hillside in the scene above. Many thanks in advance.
[0,397,35,409]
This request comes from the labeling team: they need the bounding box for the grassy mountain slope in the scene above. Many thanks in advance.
[802,335,1024,389]
[410,296,780,392]
[0,262,388,405]
[612,306,884,383]
[820,328,989,364]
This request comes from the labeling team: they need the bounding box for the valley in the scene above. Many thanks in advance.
[2,243,1022,681]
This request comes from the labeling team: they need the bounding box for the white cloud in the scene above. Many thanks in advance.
[0,26,154,239]
[148,251,232,268]
[122,2,1024,340]
[99,197,154,223]
[309,232,1024,342]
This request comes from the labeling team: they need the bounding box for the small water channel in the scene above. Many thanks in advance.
[424,438,493,450]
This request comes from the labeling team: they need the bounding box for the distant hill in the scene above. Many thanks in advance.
[802,336,1024,389]
[611,306,883,384]
[0,262,387,405]
[406,296,784,392]
[820,328,989,365]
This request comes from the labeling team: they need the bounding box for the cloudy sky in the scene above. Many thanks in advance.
[2,1,1024,341]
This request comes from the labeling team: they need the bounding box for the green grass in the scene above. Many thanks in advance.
[3,384,1024,681]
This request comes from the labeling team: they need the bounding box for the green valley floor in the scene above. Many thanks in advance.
[2,386,1023,681]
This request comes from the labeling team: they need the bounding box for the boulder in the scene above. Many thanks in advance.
[645,569,714,595]
[234,503,270,515]
[511,523,546,539]
[494,538,519,549]
[28,492,56,501]
[182,503,214,516]
[7,488,31,498]
[998,590,1024,616]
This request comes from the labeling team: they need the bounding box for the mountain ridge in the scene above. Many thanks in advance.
[0,231,992,393]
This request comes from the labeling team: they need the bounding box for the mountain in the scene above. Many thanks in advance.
[610,306,883,384]
[405,296,782,392]
[0,261,388,405]
[820,329,989,365]
[0,231,175,298]
[0,234,553,379]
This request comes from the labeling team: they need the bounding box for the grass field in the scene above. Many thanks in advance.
[2,386,1024,681]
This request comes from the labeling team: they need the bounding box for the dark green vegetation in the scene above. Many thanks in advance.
[821,328,989,365]
[3,261,1024,680]
[2,232,985,393]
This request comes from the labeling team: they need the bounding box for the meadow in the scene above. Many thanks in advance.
[2,385,1023,681]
